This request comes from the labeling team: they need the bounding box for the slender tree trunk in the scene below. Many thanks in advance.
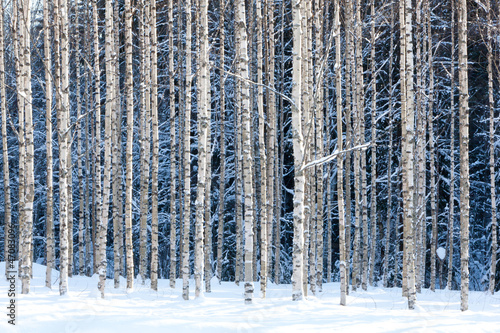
[194,0,210,298]
[447,0,456,291]
[458,0,469,311]
[265,0,276,289]
[291,0,305,302]
[168,0,177,289]
[335,0,346,306]
[124,0,134,290]
[428,0,437,292]
[138,0,151,285]
[402,0,417,309]
[150,0,159,292]
[182,0,193,300]
[57,0,70,296]
[76,12,85,276]
[111,0,121,288]
[368,0,377,287]
[235,0,254,304]
[383,1,395,289]
[256,0,269,298]
[42,0,54,287]
[97,0,115,297]
[487,0,497,296]
[344,0,353,294]
[216,0,226,283]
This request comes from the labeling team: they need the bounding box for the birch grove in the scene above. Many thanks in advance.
[0,0,498,311]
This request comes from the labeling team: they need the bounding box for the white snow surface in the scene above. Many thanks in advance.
[1,263,499,332]
[437,247,446,260]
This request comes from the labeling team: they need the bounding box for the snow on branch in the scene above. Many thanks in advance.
[300,142,372,172]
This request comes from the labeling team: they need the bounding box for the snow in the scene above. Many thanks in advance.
[437,247,446,260]
[1,263,499,332]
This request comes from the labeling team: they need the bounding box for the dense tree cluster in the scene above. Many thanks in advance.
[0,0,498,310]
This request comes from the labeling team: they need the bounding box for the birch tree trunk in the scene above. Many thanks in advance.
[168,0,177,289]
[383,1,395,289]
[42,0,54,287]
[291,0,305,302]
[150,0,159,292]
[111,0,121,288]
[487,0,497,296]
[265,0,276,287]
[256,0,269,298]
[97,0,115,297]
[182,0,193,300]
[195,0,210,298]
[58,0,70,296]
[335,0,346,306]
[235,0,254,304]
[458,0,469,311]
[403,0,417,309]
[428,0,437,292]
[448,0,456,291]
[0,0,12,281]
[138,0,151,285]
[91,0,101,277]
[216,0,225,283]
[124,0,134,290]
[368,0,377,287]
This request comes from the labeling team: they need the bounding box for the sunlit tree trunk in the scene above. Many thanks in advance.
[256,0,269,298]
[124,0,134,290]
[335,0,346,306]
[235,0,254,304]
[58,0,71,296]
[182,0,193,300]
[458,0,469,311]
[402,0,417,309]
[291,0,305,302]
[42,0,54,287]
[195,0,210,298]
[97,0,115,298]
[150,0,159,292]
[138,0,151,286]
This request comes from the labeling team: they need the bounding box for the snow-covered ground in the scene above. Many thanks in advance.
[0,262,499,333]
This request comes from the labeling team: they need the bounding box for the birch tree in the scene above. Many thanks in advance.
[291,0,305,302]
[0,0,11,281]
[235,0,254,304]
[458,0,469,311]
[124,0,135,290]
[487,0,497,296]
[194,0,210,298]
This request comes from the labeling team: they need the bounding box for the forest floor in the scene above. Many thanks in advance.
[0,262,499,332]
